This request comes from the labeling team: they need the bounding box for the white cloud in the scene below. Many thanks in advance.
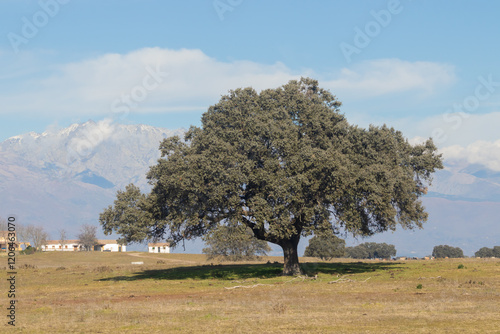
[0,48,456,118]
[322,58,455,98]
[440,140,500,172]
[2,48,300,116]
[405,111,500,147]
[386,111,500,172]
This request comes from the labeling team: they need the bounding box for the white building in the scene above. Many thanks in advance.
[148,242,170,253]
[41,240,126,252]
[42,240,81,252]
[93,240,126,252]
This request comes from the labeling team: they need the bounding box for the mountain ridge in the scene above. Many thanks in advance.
[1,120,186,190]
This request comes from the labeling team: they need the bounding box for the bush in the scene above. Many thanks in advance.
[345,242,396,259]
[475,246,500,258]
[202,223,271,261]
[475,247,494,258]
[20,246,36,255]
[303,234,345,260]
[432,245,464,258]
[345,245,369,259]
[494,246,500,257]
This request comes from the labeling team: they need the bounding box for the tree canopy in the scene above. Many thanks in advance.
[303,233,345,260]
[345,242,396,259]
[474,246,499,258]
[432,245,464,258]
[475,247,494,258]
[100,78,442,275]
[495,246,500,257]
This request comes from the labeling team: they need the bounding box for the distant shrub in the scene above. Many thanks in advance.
[475,246,499,258]
[20,246,36,255]
[345,242,396,259]
[416,284,423,289]
[457,264,465,269]
[303,234,345,260]
[494,246,500,258]
[432,245,464,258]
[202,223,271,261]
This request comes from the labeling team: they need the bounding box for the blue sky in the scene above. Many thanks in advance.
[2,0,500,169]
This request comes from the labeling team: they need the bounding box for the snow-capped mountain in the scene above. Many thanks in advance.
[0,120,185,238]
[428,167,500,202]
[1,119,185,190]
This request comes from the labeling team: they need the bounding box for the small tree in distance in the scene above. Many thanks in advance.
[202,223,271,261]
[475,247,494,258]
[59,229,67,249]
[22,225,49,251]
[77,224,98,251]
[432,245,464,258]
[344,245,369,259]
[475,246,500,258]
[303,234,345,260]
[366,242,397,259]
[494,246,500,258]
[345,242,396,259]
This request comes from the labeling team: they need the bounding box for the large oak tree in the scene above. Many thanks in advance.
[100,78,443,275]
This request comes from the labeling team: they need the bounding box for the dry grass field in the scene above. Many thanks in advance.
[2,251,499,333]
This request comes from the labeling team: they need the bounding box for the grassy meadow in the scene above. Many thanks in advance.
[2,251,499,333]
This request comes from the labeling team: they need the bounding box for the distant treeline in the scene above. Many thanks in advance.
[474,246,500,258]
[303,236,500,261]
[303,235,397,260]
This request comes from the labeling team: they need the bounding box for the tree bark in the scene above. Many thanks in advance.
[280,236,302,276]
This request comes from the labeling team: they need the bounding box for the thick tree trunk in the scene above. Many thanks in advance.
[280,236,302,276]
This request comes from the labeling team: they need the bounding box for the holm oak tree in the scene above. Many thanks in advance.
[100,78,442,275]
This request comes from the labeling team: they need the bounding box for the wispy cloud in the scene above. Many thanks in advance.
[0,48,456,118]
[440,140,500,172]
[408,111,500,147]
[323,58,456,98]
[406,111,500,172]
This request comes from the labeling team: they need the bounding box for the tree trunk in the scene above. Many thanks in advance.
[280,236,302,276]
